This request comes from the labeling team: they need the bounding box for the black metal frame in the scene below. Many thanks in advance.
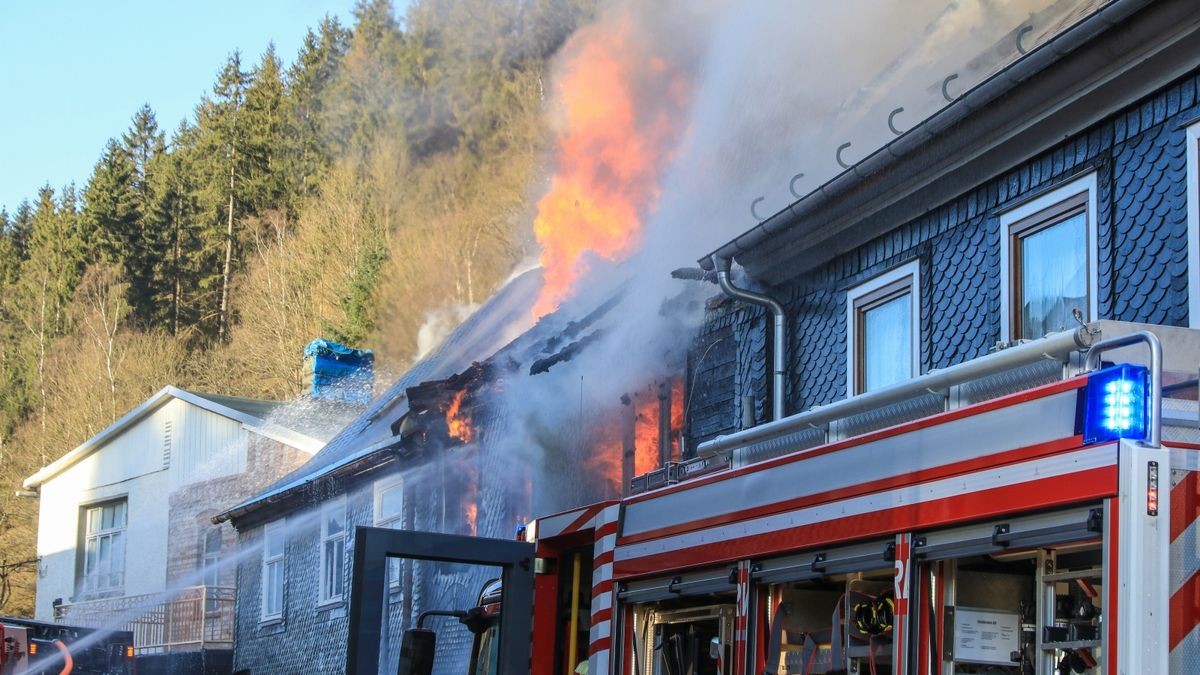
[346,526,535,675]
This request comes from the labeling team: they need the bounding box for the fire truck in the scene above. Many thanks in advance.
[0,616,135,675]
[348,320,1199,674]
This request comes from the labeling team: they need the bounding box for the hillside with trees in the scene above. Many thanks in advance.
[0,0,594,616]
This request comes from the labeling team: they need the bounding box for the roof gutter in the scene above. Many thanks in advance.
[698,0,1151,271]
[712,255,786,422]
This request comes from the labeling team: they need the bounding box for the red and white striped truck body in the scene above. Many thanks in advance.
[521,324,1197,675]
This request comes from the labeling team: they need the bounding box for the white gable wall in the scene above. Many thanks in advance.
[33,397,251,620]
[167,398,248,491]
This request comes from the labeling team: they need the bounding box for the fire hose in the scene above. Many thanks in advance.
[52,639,73,675]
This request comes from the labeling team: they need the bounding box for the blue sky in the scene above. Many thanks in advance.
[0,0,370,214]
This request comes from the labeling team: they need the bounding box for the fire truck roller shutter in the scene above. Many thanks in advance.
[752,538,896,585]
[619,567,737,603]
[912,505,1103,560]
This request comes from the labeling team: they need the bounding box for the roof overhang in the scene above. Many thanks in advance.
[700,0,1200,281]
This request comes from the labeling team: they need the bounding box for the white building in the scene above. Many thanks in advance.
[21,386,324,659]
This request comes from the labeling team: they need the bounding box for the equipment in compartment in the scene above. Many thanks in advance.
[768,576,895,675]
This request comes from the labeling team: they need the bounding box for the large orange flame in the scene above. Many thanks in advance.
[531,14,691,319]
[446,389,473,443]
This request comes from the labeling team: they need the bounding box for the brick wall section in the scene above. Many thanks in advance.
[689,68,1199,438]
[167,435,311,589]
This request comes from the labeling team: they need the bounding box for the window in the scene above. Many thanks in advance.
[1187,120,1200,326]
[81,499,127,595]
[374,477,404,589]
[846,260,920,395]
[202,527,222,586]
[319,498,346,605]
[261,519,285,620]
[1000,173,1098,341]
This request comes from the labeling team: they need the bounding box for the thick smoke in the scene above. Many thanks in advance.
[493,0,1093,511]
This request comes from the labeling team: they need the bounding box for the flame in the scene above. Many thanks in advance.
[670,377,684,459]
[531,14,692,319]
[464,502,478,536]
[633,390,660,476]
[461,468,479,536]
[585,436,623,497]
[446,389,473,443]
[585,376,687,496]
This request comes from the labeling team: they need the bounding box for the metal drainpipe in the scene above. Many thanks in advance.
[712,255,786,422]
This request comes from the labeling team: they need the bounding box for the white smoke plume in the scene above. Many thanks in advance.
[486,0,1095,511]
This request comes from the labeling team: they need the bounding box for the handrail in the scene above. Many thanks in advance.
[698,325,1097,457]
[1083,330,1163,448]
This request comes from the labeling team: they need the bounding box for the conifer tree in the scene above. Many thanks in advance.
[83,140,151,320]
[243,45,289,217]
[285,16,350,203]
[146,123,204,337]
[8,201,33,263]
[194,52,250,341]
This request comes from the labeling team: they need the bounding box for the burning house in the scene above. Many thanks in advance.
[214,264,696,673]
[328,1,1200,674]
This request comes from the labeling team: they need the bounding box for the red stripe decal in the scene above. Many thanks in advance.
[614,467,1115,577]
[620,437,1088,547]
[1171,470,1200,543]
[625,377,1087,505]
[592,580,613,600]
[595,520,619,540]
[589,637,612,655]
[1170,570,1200,649]
[591,607,612,625]
[594,550,614,567]
[562,504,606,535]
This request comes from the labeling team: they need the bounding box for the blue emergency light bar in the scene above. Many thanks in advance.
[1083,363,1150,444]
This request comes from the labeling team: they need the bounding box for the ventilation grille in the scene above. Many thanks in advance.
[162,420,172,469]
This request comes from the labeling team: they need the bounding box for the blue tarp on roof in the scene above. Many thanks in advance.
[303,339,375,404]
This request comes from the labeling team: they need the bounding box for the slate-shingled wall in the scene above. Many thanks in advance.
[688,69,1198,442]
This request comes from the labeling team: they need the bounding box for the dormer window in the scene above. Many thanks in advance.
[1001,173,1098,340]
[846,260,921,395]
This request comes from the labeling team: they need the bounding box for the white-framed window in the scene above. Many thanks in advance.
[81,499,127,595]
[318,497,347,605]
[374,476,404,589]
[261,519,285,620]
[846,259,920,395]
[1186,120,1200,326]
[1000,172,1098,341]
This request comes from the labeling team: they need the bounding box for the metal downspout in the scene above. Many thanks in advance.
[712,255,786,422]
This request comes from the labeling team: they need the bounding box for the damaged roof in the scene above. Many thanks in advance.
[216,267,547,522]
[216,265,638,525]
[700,0,1196,279]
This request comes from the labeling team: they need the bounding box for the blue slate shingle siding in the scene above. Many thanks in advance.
[690,69,1199,434]
[232,462,501,674]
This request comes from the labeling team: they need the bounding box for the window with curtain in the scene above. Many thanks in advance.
[847,261,920,396]
[1010,194,1089,340]
[81,500,127,595]
[261,519,285,620]
[374,477,404,591]
[202,527,222,586]
[319,499,346,605]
